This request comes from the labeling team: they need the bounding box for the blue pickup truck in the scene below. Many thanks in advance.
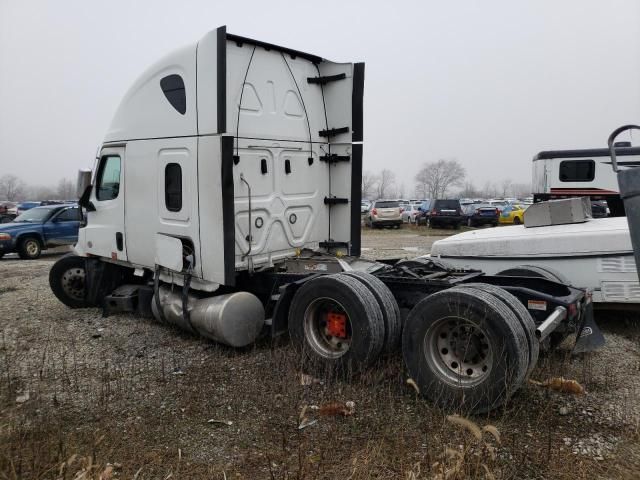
[0,205,80,259]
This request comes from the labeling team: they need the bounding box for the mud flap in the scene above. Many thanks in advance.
[573,303,605,354]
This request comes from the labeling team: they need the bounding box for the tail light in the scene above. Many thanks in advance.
[399,207,404,213]
[495,208,499,215]
[431,209,437,216]
[372,208,377,215]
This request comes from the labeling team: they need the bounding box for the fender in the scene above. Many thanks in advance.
[15,230,45,249]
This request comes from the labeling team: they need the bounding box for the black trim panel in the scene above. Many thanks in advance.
[227,33,323,64]
[352,62,365,143]
[350,144,363,256]
[217,26,227,133]
[534,147,640,161]
[221,136,235,285]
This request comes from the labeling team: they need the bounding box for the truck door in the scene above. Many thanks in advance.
[84,146,128,261]
[46,206,80,245]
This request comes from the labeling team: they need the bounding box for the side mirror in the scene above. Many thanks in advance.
[79,185,96,212]
[76,169,92,198]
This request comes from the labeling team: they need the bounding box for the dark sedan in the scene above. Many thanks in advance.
[462,203,500,227]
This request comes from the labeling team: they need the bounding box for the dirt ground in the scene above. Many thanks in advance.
[1,228,640,479]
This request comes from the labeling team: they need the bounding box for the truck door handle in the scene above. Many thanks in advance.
[116,232,123,251]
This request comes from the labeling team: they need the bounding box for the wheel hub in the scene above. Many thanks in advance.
[26,241,38,255]
[326,312,348,339]
[303,298,352,359]
[61,268,86,301]
[425,317,493,386]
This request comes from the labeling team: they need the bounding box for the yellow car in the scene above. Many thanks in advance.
[499,204,525,225]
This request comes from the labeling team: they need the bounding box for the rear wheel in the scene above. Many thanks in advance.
[49,254,90,308]
[18,237,42,259]
[289,274,385,376]
[402,288,529,413]
[342,271,401,353]
[453,283,539,379]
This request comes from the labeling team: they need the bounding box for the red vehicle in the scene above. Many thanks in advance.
[0,202,17,223]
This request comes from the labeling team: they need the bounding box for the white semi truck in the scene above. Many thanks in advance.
[49,27,600,414]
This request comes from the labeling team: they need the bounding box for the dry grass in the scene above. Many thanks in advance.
[1,331,636,479]
[1,256,640,479]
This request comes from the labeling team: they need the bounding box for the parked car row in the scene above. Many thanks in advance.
[0,204,80,259]
[363,195,610,230]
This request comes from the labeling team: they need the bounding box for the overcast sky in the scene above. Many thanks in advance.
[1,0,639,194]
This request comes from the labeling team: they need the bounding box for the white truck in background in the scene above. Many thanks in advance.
[48,27,600,414]
[532,143,640,216]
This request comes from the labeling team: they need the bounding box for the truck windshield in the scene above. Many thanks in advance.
[13,208,54,223]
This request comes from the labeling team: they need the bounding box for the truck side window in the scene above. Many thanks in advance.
[160,74,186,115]
[96,156,121,201]
[56,208,80,221]
[559,160,595,182]
[165,163,182,212]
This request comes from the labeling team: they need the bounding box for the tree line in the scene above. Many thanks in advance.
[362,159,531,200]
[0,174,76,202]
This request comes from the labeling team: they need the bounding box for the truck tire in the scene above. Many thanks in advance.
[342,271,402,353]
[288,274,385,376]
[497,264,570,286]
[452,283,539,379]
[402,288,529,413]
[49,254,89,308]
[18,237,42,259]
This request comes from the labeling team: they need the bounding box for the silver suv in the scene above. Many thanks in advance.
[366,200,403,228]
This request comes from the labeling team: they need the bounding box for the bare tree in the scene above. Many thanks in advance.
[414,159,466,199]
[0,175,25,201]
[376,169,396,199]
[511,182,532,198]
[481,181,497,198]
[501,178,513,197]
[397,182,406,199]
[458,181,479,198]
[28,185,57,201]
[56,178,75,199]
[361,171,379,200]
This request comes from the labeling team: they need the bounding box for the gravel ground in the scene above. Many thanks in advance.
[1,230,640,479]
[361,224,452,260]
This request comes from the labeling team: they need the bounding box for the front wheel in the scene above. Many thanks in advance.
[18,237,42,259]
[49,255,91,308]
[513,216,522,225]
